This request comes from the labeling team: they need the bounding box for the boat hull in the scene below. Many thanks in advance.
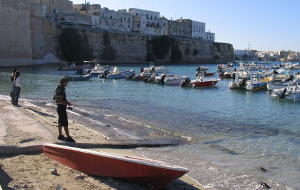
[267,83,289,91]
[191,80,219,87]
[204,72,215,77]
[107,71,135,79]
[43,144,188,189]
[246,82,267,91]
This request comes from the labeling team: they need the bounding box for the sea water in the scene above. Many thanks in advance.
[0,64,299,189]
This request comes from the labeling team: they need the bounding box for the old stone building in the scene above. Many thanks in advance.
[100,8,133,33]
[168,19,192,38]
[129,8,167,36]
[31,0,73,16]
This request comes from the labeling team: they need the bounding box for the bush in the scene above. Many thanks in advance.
[58,28,94,62]
[101,31,117,61]
[193,49,198,56]
[148,36,173,59]
[170,45,183,62]
[101,46,116,61]
[184,47,190,56]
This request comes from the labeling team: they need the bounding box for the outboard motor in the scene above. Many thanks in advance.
[279,88,288,98]
[180,77,191,87]
[100,69,110,78]
[159,74,166,85]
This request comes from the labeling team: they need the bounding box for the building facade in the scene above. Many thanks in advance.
[128,8,167,36]
[192,20,206,39]
[168,19,192,38]
[31,0,73,16]
[100,8,133,33]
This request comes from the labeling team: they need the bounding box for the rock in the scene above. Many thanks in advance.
[55,184,62,190]
[51,168,59,176]
[259,182,271,189]
[260,167,267,172]
[75,174,85,181]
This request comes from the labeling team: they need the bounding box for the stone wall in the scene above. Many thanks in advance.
[0,0,233,67]
[77,30,233,64]
[0,0,32,65]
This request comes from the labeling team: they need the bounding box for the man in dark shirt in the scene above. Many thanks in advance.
[54,77,75,142]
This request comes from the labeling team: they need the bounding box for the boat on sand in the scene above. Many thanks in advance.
[43,144,188,189]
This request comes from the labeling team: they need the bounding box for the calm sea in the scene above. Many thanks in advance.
[0,64,299,189]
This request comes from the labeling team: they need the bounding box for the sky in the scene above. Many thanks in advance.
[72,0,300,51]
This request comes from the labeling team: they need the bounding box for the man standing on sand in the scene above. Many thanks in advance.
[53,77,75,142]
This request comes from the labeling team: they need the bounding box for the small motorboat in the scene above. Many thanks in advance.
[106,67,135,79]
[190,78,220,88]
[229,73,247,89]
[67,74,93,81]
[143,65,168,73]
[164,75,189,85]
[272,85,300,101]
[43,144,188,189]
[58,63,80,71]
[267,82,290,91]
[245,76,273,91]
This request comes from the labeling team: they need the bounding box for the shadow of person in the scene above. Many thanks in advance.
[0,166,13,190]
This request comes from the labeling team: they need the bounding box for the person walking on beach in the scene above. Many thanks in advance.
[53,77,75,142]
[10,68,18,105]
[11,70,22,106]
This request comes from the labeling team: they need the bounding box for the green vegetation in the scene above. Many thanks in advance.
[170,45,183,62]
[101,31,117,61]
[193,49,198,56]
[184,47,190,56]
[147,36,183,63]
[58,28,93,62]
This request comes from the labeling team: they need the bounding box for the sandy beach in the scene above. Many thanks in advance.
[0,99,206,190]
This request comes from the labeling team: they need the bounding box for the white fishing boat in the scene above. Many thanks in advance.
[229,73,247,89]
[272,85,300,101]
[164,75,189,85]
[143,65,168,73]
[246,76,273,91]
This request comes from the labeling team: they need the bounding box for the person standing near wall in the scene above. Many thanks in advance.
[11,70,21,106]
[53,77,75,142]
[10,68,17,105]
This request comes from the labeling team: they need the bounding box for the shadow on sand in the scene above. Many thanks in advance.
[0,166,13,190]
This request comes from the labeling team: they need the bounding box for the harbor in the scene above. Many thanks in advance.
[1,62,300,189]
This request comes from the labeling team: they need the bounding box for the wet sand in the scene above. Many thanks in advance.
[0,99,207,190]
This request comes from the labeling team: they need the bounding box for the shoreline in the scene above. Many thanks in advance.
[0,98,207,190]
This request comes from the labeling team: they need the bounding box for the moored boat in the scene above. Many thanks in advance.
[164,75,189,85]
[190,78,220,88]
[106,67,135,79]
[43,144,188,189]
[204,72,215,77]
[67,74,93,81]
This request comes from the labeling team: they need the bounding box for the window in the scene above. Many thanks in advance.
[110,16,112,19]
[147,14,148,19]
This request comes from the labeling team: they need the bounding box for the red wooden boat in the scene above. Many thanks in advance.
[204,72,215,77]
[191,79,220,87]
[43,144,188,189]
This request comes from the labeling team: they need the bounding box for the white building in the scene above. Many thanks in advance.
[100,8,133,33]
[128,8,167,36]
[205,32,215,42]
[191,21,206,39]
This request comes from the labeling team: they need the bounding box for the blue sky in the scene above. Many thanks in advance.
[72,0,300,51]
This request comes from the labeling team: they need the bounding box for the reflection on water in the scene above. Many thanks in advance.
[0,64,300,189]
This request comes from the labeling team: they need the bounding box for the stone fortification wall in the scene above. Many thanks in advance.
[0,0,32,66]
[0,0,233,66]
[82,30,233,64]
